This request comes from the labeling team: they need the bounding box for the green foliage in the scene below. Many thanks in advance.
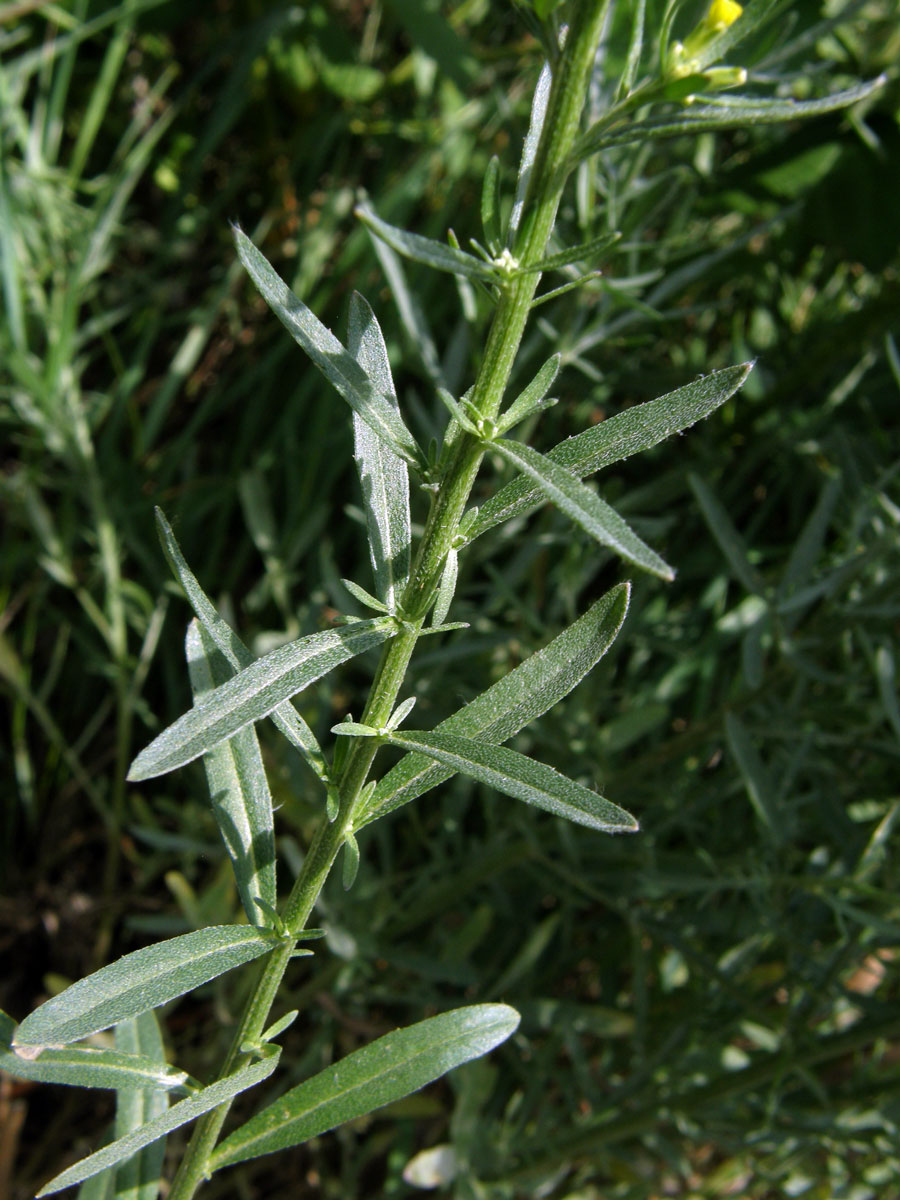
[3,1,898,1198]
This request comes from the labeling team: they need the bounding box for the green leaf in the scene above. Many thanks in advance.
[385,731,638,833]
[0,1011,189,1093]
[211,1005,519,1171]
[186,621,276,924]
[128,616,397,781]
[355,201,498,283]
[492,439,674,581]
[524,231,621,274]
[688,473,765,596]
[724,713,783,844]
[481,155,502,255]
[616,0,646,99]
[431,547,458,627]
[467,364,752,543]
[233,227,422,467]
[342,832,360,891]
[113,1014,168,1200]
[361,583,629,826]
[573,78,886,160]
[37,1053,280,1197]
[496,354,560,435]
[510,61,551,239]
[342,577,391,615]
[155,509,328,783]
[14,927,273,1048]
[348,292,411,612]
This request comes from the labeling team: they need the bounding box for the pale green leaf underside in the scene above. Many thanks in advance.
[155,508,328,782]
[113,1013,168,1200]
[14,927,273,1048]
[212,1004,519,1170]
[129,617,396,781]
[186,621,277,923]
[348,291,411,611]
[233,227,421,467]
[467,363,752,544]
[37,1053,279,1197]
[0,1011,188,1092]
[361,583,629,826]
[356,200,498,283]
[492,438,674,580]
[386,731,638,833]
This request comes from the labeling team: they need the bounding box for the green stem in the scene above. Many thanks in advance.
[167,6,612,1195]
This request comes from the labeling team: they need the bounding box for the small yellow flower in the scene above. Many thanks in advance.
[706,0,743,33]
[666,0,744,80]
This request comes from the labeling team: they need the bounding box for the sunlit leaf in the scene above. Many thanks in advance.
[211,1005,519,1170]
[14,928,273,1048]
[129,617,397,781]
[186,621,276,923]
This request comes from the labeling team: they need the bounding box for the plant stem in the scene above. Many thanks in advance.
[167,5,612,1194]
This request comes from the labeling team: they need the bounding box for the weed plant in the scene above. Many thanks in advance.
[2,2,899,1198]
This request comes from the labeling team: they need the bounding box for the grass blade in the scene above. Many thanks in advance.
[211,1005,519,1170]
[186,621,276,924]
[724,713,783,844]
[689,473,765,596]
[14,928,273,1048]
[128,616,396,782]
[492,439,674,580]
[362,583,629,825]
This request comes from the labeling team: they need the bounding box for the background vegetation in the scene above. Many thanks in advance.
[2,1,899,1197]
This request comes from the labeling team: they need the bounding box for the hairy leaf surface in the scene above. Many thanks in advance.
[362,583,629,825]
[186,621,276,922]
[14,928,273,1047]
[385,731,638,833]
[211,1005,519,1170]
[348,292,411,611]
[129,617,396,781]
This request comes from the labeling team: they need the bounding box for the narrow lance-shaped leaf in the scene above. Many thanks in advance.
[0,1011,189,1093]
[348,292,411,611]
[522,230,621,275]
[211,1005,519,1171]
[688,472,765,596]
[155,508,328,783]
[481,155,502,254]
[14,927,274,1048]
[233,227,422,467]
[496,353,560,434]
[113,1013,168,1200]
[724,713,783,845]
[510,60,551,239]
[385,731,638,834]
[355,200,499,284]
[361,582,629,826]
[128,616,397,782]
[186,621,276,923]
[37,1053,280,1197]
[492,439,674,581]
[467,364,752,544]
[572,78,886,160]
